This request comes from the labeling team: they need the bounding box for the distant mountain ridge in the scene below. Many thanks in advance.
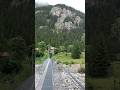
[35,4,85,32]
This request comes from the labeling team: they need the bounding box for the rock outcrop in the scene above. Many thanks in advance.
[50,6,83,31]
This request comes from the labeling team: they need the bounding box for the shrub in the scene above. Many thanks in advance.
[71,43,81,59]
[35,50,44,57]
[54,48,59,54]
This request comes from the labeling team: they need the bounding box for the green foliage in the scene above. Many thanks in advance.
[35,50,44,57]
[59,46,65,52]
[37,41,46,52]
[9,36,27,61]
[71,43,81,59]
[87,35,111,77]
[86,1,120,77]
[35,5,85,49]
[35,53,48,64]
[67,45,73,52]
[0,60,21,74]
[53,52,85,64]
[80,33,85,52]
[54,48,59,54]
[35,27,85,49]
[36,41,47,58]
[0,1,34,90]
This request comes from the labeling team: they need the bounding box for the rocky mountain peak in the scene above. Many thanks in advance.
[50,5,82,31]
[35,4,85,32]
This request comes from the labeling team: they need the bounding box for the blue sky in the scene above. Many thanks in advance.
[35,0,85,13]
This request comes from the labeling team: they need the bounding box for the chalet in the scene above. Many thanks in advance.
[48,47,56,55]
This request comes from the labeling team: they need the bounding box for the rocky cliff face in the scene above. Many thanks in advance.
[35,4,85,32]
[50,6,83,31]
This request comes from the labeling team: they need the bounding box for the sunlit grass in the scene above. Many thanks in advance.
[52,52,85,65]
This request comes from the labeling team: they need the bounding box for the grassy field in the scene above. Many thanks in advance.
[52,52,85,65]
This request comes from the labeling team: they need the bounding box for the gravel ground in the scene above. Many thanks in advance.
[35,60,85,90]
[53,62,85,90]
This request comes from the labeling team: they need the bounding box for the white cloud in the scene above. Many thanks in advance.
[35,0,85,13]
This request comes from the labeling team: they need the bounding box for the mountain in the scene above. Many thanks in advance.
[35,4,85,32]
[35,4,85,47]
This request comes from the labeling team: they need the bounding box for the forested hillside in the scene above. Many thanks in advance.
[35,4,85,49]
